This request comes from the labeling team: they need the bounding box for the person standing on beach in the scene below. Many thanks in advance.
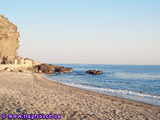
[2,56,6,64]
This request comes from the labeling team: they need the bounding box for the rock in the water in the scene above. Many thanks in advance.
[96,70,103,75]
[86,70,103,75]
[55,67,72,73]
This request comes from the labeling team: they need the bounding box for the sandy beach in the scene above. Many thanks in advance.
[0,72,160,120]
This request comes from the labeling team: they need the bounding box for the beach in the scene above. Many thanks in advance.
[0,72,160,120]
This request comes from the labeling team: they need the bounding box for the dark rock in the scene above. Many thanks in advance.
[35,64,55,74]
[96,70,103,75]
[86,70,103,75]
[54,67,72,73]
[34,64,72,74]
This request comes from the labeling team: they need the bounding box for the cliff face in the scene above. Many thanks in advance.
[0,14,19,63]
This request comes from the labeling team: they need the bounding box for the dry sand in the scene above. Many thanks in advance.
[0,72,160,120]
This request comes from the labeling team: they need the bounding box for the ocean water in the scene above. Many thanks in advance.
[46,64,160,106]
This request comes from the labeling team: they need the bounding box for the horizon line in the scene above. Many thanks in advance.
[45,63,160,66]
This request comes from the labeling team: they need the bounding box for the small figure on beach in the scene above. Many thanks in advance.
[2,56,6,64]
[2,56,8,64]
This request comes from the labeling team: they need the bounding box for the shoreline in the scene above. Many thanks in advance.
[0,72,160,119]
[45,75,160,107]
[44,74,160,107]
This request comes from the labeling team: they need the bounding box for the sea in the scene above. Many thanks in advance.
[46,64,160,106]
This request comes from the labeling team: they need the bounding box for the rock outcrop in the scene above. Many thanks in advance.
[35,64,72,74]
[54,66,72,73]
[0,14,19,63]
[0,14,70,75]
[0,14,40,68]
[35,64,55,74]
[86,70,103,75]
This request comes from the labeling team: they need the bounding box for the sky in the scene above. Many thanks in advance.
[0,0,160,64]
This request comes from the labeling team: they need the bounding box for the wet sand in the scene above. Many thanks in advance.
[0,72,160,120]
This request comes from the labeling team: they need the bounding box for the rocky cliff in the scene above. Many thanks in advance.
[0,14,19,63]
[0,15,71,75]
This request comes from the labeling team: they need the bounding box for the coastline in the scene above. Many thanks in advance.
[45,74,160,107]
[0,72,160,120]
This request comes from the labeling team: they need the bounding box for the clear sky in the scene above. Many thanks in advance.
[1,0,160,64]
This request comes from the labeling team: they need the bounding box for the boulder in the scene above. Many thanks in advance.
[86,70,103,75]
[54,67,72,73]
[34,64,72,74]
[35,64,55,74]
[96,70,103,75]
